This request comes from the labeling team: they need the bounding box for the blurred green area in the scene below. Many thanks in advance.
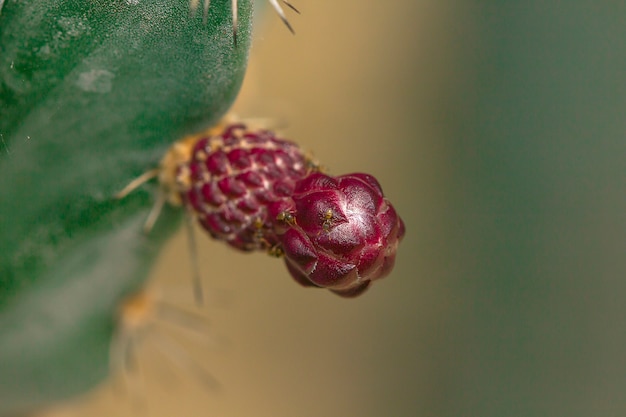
[442,3,626,416]
[41,1,625,417]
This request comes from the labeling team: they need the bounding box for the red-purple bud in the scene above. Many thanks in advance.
[176,124,311,251]
[168,124,404,297]
[272,172,405,297]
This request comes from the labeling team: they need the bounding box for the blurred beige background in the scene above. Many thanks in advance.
[42,1,455,417]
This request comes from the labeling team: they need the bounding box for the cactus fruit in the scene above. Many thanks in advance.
[162,124,405,297]
[172,124,314,251]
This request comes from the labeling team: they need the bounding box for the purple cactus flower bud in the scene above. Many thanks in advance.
[176,124,312,251]
[273,172,405,297]
[167,123,404,297]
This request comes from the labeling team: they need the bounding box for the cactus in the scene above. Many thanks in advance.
[0,0,252,414]
[0,0,405,414]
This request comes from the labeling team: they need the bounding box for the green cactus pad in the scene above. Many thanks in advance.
[0,0,252,414]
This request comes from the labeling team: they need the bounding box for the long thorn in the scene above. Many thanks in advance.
[121,332,149,414]
[150,330,221,391]
[189,0,199,16]
[156,301,212,333]
[203,0,210,24]
[185,212,205,306]
[269,0,295,34]
[115,169,160,199]
[143,191,166,234]
[156,282,235,309]
[282,0,300,14]
[154,302,221,348]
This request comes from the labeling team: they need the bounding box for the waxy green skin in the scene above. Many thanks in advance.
[0,0,252,414]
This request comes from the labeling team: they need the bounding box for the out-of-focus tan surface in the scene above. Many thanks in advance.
[42,2,461,417]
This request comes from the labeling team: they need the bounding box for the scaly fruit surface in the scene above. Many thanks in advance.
[175,124,313,251]
[270,172,405,297]
[169,124,405,297]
